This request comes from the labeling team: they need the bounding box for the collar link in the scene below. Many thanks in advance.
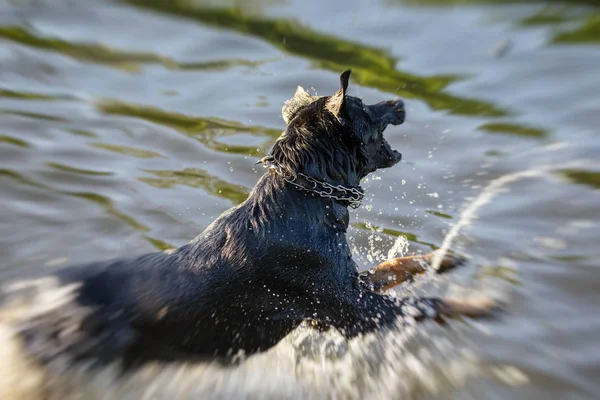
[257,156,364,209]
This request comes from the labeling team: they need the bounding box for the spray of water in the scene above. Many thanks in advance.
[430,168,547,270]
[429,157,593,271]
[387,235,409,260]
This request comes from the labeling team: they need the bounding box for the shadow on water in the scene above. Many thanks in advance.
[122,0,508,117]
[97,100,280,155]
[0,26,267,73]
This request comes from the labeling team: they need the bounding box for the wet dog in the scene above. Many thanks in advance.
[0,70,493,398]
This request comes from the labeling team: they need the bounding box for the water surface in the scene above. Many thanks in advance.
[0,0,599,398]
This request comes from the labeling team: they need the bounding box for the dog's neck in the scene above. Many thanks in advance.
[247,171,351,233]
[257,156,364,209]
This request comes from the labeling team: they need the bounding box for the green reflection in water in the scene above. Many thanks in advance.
[478,122,548,138]
[426,210,453,219]
[123,0,507,117]
[553,255,587,262]
[69,129,98,138]
[0,169,39,186]
[0,168,149,232]
[0,89,72,101]
[139,168,249,205]
[46,162,113,176]
[178,59,270,70]
[0,168,200,250]
[560,169,600,189]
[0,109,68,122]
[352,221,438,250]
[485,150,509,157]
[97,100,279,155]
[520,8,573,26]
[399,0,599,45]
[91,142,164,159]
[145,236,177,251]
[555,13,600,44]
[0,26,267,72]
[71,192,150,231]
[0,135,30,147]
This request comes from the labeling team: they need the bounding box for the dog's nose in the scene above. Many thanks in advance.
[391,98,404,109]
[388,99,405,125]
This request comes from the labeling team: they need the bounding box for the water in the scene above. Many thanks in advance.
[1,0,599,398]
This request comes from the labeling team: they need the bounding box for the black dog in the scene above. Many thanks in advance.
[9,70,493,372]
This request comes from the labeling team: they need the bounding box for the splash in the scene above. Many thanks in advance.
[430,169,545,270]
[387,234,409,260]
[430,157,592,271]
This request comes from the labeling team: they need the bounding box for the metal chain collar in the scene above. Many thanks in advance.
[258,156,364,209]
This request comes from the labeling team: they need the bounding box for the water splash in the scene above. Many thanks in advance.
[430,157,593,271]
[387,234,409,260]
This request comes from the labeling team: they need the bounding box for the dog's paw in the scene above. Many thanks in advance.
[439,297,502,319]
[429,250,467,274]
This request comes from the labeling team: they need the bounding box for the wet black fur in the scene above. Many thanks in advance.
[17,71,441,369]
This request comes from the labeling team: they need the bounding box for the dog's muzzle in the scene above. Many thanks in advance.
[376,138,402,169]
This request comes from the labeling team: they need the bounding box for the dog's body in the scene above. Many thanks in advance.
[0,71,492,398]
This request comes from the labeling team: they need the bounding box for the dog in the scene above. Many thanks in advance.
[0,70,494,398]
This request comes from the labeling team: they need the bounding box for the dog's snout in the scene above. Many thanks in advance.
[391,98,404,109]
[371,99,405,126]
[389,99,405,125]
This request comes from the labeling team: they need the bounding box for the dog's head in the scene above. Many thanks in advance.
[272,70,404,184]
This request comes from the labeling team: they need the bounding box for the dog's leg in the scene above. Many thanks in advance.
[334,289,498,338]
[394,297,498,321]
[359,250,465,292]
[437,298,499,319]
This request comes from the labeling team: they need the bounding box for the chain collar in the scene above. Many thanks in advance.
[257,156,364,209]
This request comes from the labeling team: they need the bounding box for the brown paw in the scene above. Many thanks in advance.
[428,250,467,274]
[439,297,501,319]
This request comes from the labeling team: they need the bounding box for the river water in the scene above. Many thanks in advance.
[0,0,599,398]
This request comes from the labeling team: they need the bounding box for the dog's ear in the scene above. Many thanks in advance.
[282,86,316,124]
[325,69,351,124]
